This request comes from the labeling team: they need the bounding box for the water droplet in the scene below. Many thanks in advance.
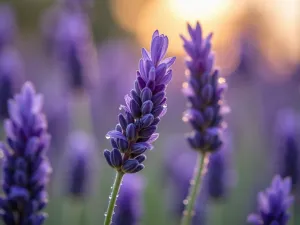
[105,134,110,139]
[218,77,226,84]
[104,213,107,217]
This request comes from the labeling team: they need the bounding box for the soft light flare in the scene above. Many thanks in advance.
[169,0,233,21]
[136,0,240,75]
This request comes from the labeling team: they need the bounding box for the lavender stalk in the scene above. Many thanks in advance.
[180,22,227,225]
[103,30,175,225]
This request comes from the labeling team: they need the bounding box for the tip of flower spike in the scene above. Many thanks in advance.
[152,30,159,39]
[206,32,214,42]
[22,81,35,93]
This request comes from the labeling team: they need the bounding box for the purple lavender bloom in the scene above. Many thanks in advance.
[104,30,176,173]
[114,174,144,225]
[65,131,95,198]
[181,22,227,153]
[43,10,93,90]
[42,77,69,154]
[54,11,90,90]
[274,109,299,189]
[0,4,16,49]
[0,48,23,120]
[206,148,227,199]
[206,132,235,200]
[248,175,294,225]
[0,82,52,225]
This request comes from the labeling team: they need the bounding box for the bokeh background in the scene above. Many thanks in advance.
[0,0,300,225]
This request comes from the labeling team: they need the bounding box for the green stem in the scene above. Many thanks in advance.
[180,152,207,225]
[104,171,124,225]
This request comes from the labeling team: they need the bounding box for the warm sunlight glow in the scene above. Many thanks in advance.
[169,0,233,22]
[257,0,300,76]
[109,0,144,32]
[110,0,300,78]
[136,0,241,74]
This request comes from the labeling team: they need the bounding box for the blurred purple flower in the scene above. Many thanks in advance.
[98,39,137,101]
[206,131,235,200]
[232,31,262,80]
[0,4,16,49]
[181,22,227,153]
[64,131,96,198]
[58,0,93,11]
[0,47,23,119]
[42,9,96,91]
[114,174,144,225]
[104,30,176,173]
[42,76,69,154]
[0,82,51,225]
[91,39,137,138]
[274,109,299,189]
[248,175,294,225]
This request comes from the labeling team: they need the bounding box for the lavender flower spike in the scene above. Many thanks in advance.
[104,30,176,174]
[206,132,235,200]
[275,109,299,189]
[0,82,51,225]
[180,22,227,225]
[65,131,95,199]
[248,175,294,225]
[181,22,227,153]
[114,175,144,225]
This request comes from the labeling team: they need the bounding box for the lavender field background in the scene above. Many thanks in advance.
[0,0,300,225]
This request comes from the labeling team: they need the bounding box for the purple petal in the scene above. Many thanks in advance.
[160,57,176,68]
[152,30,159,39]
[147,133,159,144]
[139,59,147,80]
[141,48,151,60]
[158,70,172,85]
[124,94,132,110]
[159,36,169,61]
[106,130,126,141]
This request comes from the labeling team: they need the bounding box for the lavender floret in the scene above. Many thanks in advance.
[114,175,144,225]
[248,175,294,225]
[181,22,227,153]
[0,82,51,225]
[104,30,175,173]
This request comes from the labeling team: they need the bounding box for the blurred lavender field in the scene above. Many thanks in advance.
[0,0,300,225]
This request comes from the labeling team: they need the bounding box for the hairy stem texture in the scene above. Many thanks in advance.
[180,152,208,225]
[104,171,124,225]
